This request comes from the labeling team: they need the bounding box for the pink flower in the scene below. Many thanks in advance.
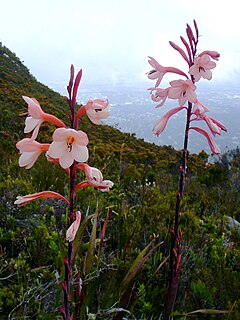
[16,138,50,169]
[203,115,227,136]
[14,191,70,206]
[75,99,109,126]
[85,99,109,124]
[147,56,188,87]
[66,211,81,242]
[190,126,221,155]
[153,106,185,136]
[149,87,169,107]
[47,128,89,169]
[23,96,66,139]
[191,100,209,117]
[168,79,197,105]
[189,54,217,82]
[73,164,114,193]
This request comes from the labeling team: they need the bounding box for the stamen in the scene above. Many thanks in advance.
[148,69,157,75]
[199,66,205,72]
[67,136,74,152]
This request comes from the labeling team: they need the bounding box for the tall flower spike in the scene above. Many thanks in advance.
[23,96,66,140]
[47,128,89,169]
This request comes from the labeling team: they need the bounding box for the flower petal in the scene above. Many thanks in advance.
[48,141,68,158]
[72,145,89,163]
[19,151,41,169]
[59,151,74,169]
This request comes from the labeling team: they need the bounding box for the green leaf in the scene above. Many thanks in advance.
[120,240,163,296]
[185,309,229,316]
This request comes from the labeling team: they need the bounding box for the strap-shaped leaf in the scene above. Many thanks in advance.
[120,240,163,295]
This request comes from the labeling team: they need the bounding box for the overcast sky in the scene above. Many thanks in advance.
[1,0,240,89]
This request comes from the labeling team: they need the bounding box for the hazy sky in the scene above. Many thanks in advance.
[1,0,240,88]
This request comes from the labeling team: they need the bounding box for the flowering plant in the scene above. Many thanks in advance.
[15,65,113,319]
[147,20,226,319]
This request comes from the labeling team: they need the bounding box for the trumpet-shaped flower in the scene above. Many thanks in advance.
[85,99,109,124]
[147,56,188,88]
[202,115,227,136]
[168,79,197,105]
[191,100,209,117]
[75,99,109,126]
[153,106,185,136]
[189,54,217,82]
[190,126,221,155]
[149,87,169,107]
[16,138,50,169]
[14,191,70,206]
[47,128,89,169]
[23,96,66,139]
[66,211,81,242]
[73,164,114,193]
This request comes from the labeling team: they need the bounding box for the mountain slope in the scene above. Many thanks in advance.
[0,43,195,173]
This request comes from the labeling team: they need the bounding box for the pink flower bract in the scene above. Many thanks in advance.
[47,128,89,169]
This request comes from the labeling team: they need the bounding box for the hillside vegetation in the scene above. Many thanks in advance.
[1,44,240,319]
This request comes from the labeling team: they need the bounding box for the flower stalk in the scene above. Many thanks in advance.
[15,64,113,319]
[147,20,226,319]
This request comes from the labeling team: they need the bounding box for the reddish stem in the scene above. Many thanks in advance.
[162,100,192,320]
[62,69,77,320]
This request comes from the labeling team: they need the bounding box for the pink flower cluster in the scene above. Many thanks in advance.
[16,96,109,170]
[147,22,226,155]
[15,67,113,241]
